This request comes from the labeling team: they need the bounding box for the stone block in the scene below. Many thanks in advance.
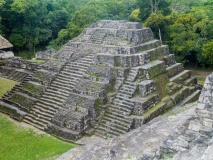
[166,63,183,78]
[138,80,156,97]
[163,54,175,67]
[166,82,182,95]
[0,51,14,59]
[149,46,165,61]
[6,57,41,71]
[202,118,213,128]
[188,119,201,132]
[140,60,166,79]
[132,94,159,115]
[46,123,82,141]
[35,48,56,60]
[171,87,191,104]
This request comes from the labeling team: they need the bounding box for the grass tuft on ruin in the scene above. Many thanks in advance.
[0,78,19,98]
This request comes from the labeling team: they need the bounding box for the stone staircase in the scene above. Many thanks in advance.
[23,54,94,130]
[90,29,106,44]
[95,70,137,138]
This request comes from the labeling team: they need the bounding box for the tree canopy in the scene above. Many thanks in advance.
[1,0,213,68]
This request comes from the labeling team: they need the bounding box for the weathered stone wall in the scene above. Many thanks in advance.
[6,57,42,71]
[35,48,56,60]
[90,20,143,30]
[0,51,14,59]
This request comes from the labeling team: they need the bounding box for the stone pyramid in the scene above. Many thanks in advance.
[0,20,201,141]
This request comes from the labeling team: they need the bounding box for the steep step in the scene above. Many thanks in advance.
[51,81,76,88]
[111,104,133,112]
[37,99,62,110]
[42,95,66,103]
[40,97,65,105]
[23,119,45,130]
[45,89,70,97]
[43,92,68,100]
[102,116,131,128]
[60,71,84,77]
[48,86,72,94]
[104,113,132,124]
[166,90,201,116]
[65,64,88,70]
[108,106,131,116]
[140,60,166,79]
[111,101,133,110]
[170,70,191,84]
[184,76,197,86]
[28,111,52,122]
[101,121,129,133]
[23,116,46,130]
[35,103,58,113]
[56,74,82,80]
[33,104,57,116]
[0,101,27,118]
[133,40,162,54]
[95,127,119,138]
[175,90,201,110]
[63,67,87,73]
[114,97,134,105]
[166,63,183,78]
[163,54,175,67]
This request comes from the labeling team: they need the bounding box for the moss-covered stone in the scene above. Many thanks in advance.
[153,74,169,99]
[9,93,35,112]
[33,70,53,84]
[95,98,101,114]
[23,82,45,96]
[147,61,166,79]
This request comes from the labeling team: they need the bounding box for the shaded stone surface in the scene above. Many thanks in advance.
[58,73,213,160]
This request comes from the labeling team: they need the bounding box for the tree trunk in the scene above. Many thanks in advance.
[150,0,154,13]
[159,28,162,45]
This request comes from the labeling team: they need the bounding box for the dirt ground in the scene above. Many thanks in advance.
[190,69,212,77]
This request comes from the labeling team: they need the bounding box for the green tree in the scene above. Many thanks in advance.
[145,13,166,39]
[169,13,198,63]
[129,9,141,22]
[202,40,213,66]
[137,0,170,21]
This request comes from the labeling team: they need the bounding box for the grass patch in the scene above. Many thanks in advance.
[0,114,75,160]
[31,59,45,63]
[142,102,165,117]
[197,75,206,86]
[0,78,19,98]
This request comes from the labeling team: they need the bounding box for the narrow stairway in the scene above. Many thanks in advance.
[95,69,138,138]
[90,29,106,44]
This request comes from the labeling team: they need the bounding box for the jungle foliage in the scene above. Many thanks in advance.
[1,0,213,67]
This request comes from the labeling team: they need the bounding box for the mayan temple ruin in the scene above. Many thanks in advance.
[0,20,202,141]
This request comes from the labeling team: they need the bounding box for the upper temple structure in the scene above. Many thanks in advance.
[0,20,201,141]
